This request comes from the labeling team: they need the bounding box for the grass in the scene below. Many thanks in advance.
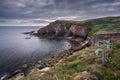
[77,16,120,36]
[9,42,120,80]
[42,43,120,80]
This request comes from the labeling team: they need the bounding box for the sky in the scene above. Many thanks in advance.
[0,0,120,26]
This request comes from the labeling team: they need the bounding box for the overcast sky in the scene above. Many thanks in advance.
[0,0,120,26]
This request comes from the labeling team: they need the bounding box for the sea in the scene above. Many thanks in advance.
[0,26,70,79]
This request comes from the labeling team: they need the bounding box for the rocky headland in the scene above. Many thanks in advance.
[37,20,88,40]
[37,20,90,51]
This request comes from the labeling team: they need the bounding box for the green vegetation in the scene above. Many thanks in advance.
[106,42,120,70]
[42,43,120,80]
[19,42,119,80]
[77,16,120,36]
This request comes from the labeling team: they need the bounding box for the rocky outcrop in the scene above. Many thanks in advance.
[97,32,120,42]
[37,20,88,40]
[68,24,88,39]
[22,31,35,35]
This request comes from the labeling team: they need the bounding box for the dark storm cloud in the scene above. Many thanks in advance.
[0,0,120,26]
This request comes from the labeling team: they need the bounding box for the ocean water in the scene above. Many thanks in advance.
[0,26,70,79]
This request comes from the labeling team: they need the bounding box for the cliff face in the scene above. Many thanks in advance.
[37,20,88,40]
[68,24,88,39]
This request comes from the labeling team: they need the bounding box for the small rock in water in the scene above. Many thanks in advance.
[9,69,22,77]
[22,31,35,35]
[22,64,28,68]
[37,60,42,64]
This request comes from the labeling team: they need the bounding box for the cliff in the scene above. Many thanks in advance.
[37,20,88,40]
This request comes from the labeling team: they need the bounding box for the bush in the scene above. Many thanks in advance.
[103,75,117,80]
[67,60,80,68]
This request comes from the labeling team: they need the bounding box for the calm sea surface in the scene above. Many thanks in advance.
[0,26,70,79]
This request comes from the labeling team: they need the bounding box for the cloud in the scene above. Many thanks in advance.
[0,0,120,26]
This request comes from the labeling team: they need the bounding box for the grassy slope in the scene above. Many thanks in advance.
[41,42,120,80]
[76,16,120,36]
[16,42,120,80]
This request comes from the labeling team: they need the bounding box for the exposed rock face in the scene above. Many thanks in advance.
[37,20,88,40]
[38,28,47,35]
[98,32,120,42]
[68,24,87,39]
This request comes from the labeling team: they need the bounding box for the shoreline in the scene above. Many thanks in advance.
[6,46,71,79]
[6,37,90,79]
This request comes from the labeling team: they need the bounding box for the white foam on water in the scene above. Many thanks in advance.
[0,73,9,80]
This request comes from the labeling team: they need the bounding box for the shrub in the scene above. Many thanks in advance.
[67,60,80,68]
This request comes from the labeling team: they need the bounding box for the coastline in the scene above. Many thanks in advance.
[4,16,120,80]
[6,20,90,79]
[7,37,90,80]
